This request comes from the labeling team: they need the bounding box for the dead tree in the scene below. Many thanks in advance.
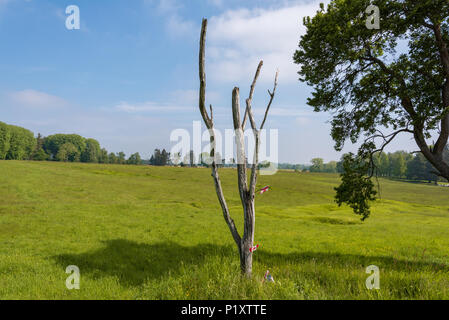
[198,18,278,277]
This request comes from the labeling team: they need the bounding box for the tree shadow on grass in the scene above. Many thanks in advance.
[54,240,235,287]
[54,239,449,288]
[256,250,449,274]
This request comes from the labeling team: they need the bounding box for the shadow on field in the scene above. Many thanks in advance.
[54,239,234,287]
[255,250,449,274]
[54,239,449,288]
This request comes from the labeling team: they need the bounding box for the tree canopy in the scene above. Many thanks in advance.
[56,142,80,162]
[44,134,86,159]
[0,122,36,160]
[295,0,449,218]
[0,122,144,165]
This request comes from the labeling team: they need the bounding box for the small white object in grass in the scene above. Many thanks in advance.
[264,270,275,283]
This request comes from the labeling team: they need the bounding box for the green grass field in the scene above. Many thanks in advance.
[1,160,449,299]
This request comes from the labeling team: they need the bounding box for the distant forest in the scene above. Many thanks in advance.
[0,121,155,165]
[0,121,447,182]
[305,150,449,183]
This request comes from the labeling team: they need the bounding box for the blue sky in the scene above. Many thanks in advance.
[0,0,418,163]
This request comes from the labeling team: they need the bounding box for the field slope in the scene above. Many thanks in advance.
[1,161,449,299]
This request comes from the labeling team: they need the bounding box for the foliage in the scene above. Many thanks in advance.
[295,0,449,216]
[0,121,12,160]
[308,158,339,173]
[44,134,86,159]
[334,153,377,221]
[98,148,109,164]
[295,0,449,149]
[150,149,170,166]
[5,124,36,160]
[127,152,142,165]
[0,122,149,165]
[310,158,324,172]
[32,133,49,161]
[81,138,101,163]
[56,143,80,162]
[406,153,437,182]
[108,152,118,164]
[32,148,50,161]
[117,152,126,164]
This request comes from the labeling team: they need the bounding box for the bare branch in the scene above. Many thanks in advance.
[248,69,278,198]
[198,18,241,247]
[260,70,279,130]
[248,132,260,200]
[199,18,212,129]
[232,87,249,200]
[210,162,241,245]
[367,126,413,143]
[209,104,213,123]
[243,61,263,130]
[372,129,412,154]
[366,128,413,178]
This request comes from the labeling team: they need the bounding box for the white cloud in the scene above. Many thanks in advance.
[7,89,69,110]
[166,14,195,37]
[207,0,224,8]
[113,101,192,113]
[170,89,221,106]
[207,1,327,84]
[112,89,222,115]
[295,116,310,125]
[260,107,313,117]
[145,0,195,37]
[154,0,181,13]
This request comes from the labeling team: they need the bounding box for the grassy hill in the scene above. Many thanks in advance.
[0,161,449,299]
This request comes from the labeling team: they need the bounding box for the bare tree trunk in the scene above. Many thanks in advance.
[240,198,255,275]
[198,18,278,277]
[232,87,254,276]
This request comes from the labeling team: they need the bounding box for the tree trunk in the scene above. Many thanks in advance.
[239,242,253,276]
[413,128,449,181]
[239,197,255,276]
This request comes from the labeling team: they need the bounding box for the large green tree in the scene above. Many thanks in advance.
[310,157,325,172]
[117,151,126,164]
[81,138,101,163]
[127,152,142,165]
[0,121,12,160]
[6,125,36,160]
[56,142,80,162]
[150,149,170,166]
[295,0,449,218]
[390,151,407,178]
[108,152,118,164]
[32,133,49,161]
[44,134,86,160]
[98,148,109,164]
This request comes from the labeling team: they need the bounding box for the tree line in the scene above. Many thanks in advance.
[3,121,445,181]
[0,122,228,167]
[0,122,36,160]
[0,121,144,165]
[309,148,449,183]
